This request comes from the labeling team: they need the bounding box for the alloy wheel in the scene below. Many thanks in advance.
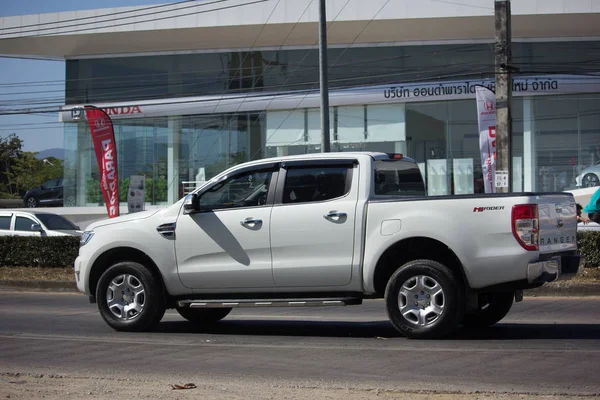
[106,274,146,321]
[398,275,445,326]
[582,173,600,188]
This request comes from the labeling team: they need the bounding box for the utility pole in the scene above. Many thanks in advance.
[494,0,512,192]
[318,0,331,152]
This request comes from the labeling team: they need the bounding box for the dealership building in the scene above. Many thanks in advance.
[2,0,600,211]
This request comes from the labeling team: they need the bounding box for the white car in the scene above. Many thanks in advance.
[578,221,600,231]
[75,152,582,339]
[0,210,82,237]
[575,162,600,187]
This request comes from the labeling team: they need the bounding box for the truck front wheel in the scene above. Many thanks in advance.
[461,292,514,328]
[96,262,166,332]
[176,307,232,324]
[385,259,464,339]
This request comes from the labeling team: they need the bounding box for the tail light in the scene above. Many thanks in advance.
[512,204,539,251]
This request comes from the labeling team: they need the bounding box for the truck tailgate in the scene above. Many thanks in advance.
[536,194,577,254]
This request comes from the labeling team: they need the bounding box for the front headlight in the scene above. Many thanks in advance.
[80,231,94,247]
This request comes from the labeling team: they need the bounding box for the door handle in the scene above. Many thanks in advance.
[323,211,347,220]
[240,218,262,226]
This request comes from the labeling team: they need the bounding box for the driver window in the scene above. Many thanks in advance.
[15,217,36,231]
[199,169,273,210]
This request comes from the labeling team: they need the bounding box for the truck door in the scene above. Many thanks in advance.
[270,160,359,287]
[174,166,278,289]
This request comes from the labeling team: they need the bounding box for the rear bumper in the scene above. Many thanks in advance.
[527,254,584,284]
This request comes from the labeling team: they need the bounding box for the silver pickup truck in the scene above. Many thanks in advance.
[75,152,583,339]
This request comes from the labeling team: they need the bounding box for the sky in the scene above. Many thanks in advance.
[0,0,171,152]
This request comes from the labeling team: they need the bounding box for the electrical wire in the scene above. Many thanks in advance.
[2,1,600,186]
[1,40,599,88]
[2,70,598,112]
[427,0,493,11]
[115,0,353,169]
[3,66,600,115]
[6,100,600,133]
[0,60,498,106]
[0,62,494,114]
[0,42,489,88]
[0,45,491,97]
[0,0,269,39]
[245,0,394,158]
[170,0,301,171]
[0,0,196,32]
[1,43,531,108]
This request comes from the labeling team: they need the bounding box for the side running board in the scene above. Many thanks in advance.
[177,297,362,309]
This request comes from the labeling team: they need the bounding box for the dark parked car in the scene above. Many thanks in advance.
[23,178,75,208]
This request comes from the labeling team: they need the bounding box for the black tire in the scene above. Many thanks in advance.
[461,292,514,328]
[96,261,166,332]
[582,173,600,188]
[25,196,38,208]
[176,307,232,324]
[385,259,464,339]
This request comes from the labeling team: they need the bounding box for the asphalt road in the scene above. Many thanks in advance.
[1,290,599,395]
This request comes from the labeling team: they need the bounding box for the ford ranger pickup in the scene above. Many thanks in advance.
[75,152,582,338]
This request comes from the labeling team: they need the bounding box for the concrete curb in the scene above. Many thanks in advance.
[0,280,78,292]
[1,280,599,296]
[525,282,600,297]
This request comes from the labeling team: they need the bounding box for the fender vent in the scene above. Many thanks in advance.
[156,222,176,239]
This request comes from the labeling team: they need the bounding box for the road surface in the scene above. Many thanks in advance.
[1,290,599,398]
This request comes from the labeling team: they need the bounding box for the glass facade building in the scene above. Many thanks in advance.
[61,41,600,207]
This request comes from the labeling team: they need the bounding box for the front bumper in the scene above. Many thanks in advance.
[527,254,584,284]
[73,255,91,295]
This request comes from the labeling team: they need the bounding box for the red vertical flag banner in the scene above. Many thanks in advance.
[84,106,120,218]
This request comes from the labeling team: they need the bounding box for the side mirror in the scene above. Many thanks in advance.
[183,193,201,214]
[31,223,43,232]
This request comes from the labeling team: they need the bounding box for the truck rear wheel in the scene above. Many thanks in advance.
[461,292,513,328]
[96,262,166,332]
[176,307,232,324]
[385,259,464,339]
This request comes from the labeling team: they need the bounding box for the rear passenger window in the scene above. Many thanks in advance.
[283,167,350,204]
[374,160,426,196]
[0,216,11,230]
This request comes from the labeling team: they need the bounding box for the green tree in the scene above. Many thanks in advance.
[86,177,131,205]
[39,157,64,182]
[86,178,102,204]
[87,176,169,205]
[0,134,65,199]
[145,175,168,203]
[11,155,64,195]
[0,134,24,197]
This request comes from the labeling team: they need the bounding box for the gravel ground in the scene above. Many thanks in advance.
[0,373,596,400]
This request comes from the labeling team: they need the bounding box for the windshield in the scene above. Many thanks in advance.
[374,160,426,196]
[35,214,79,230]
